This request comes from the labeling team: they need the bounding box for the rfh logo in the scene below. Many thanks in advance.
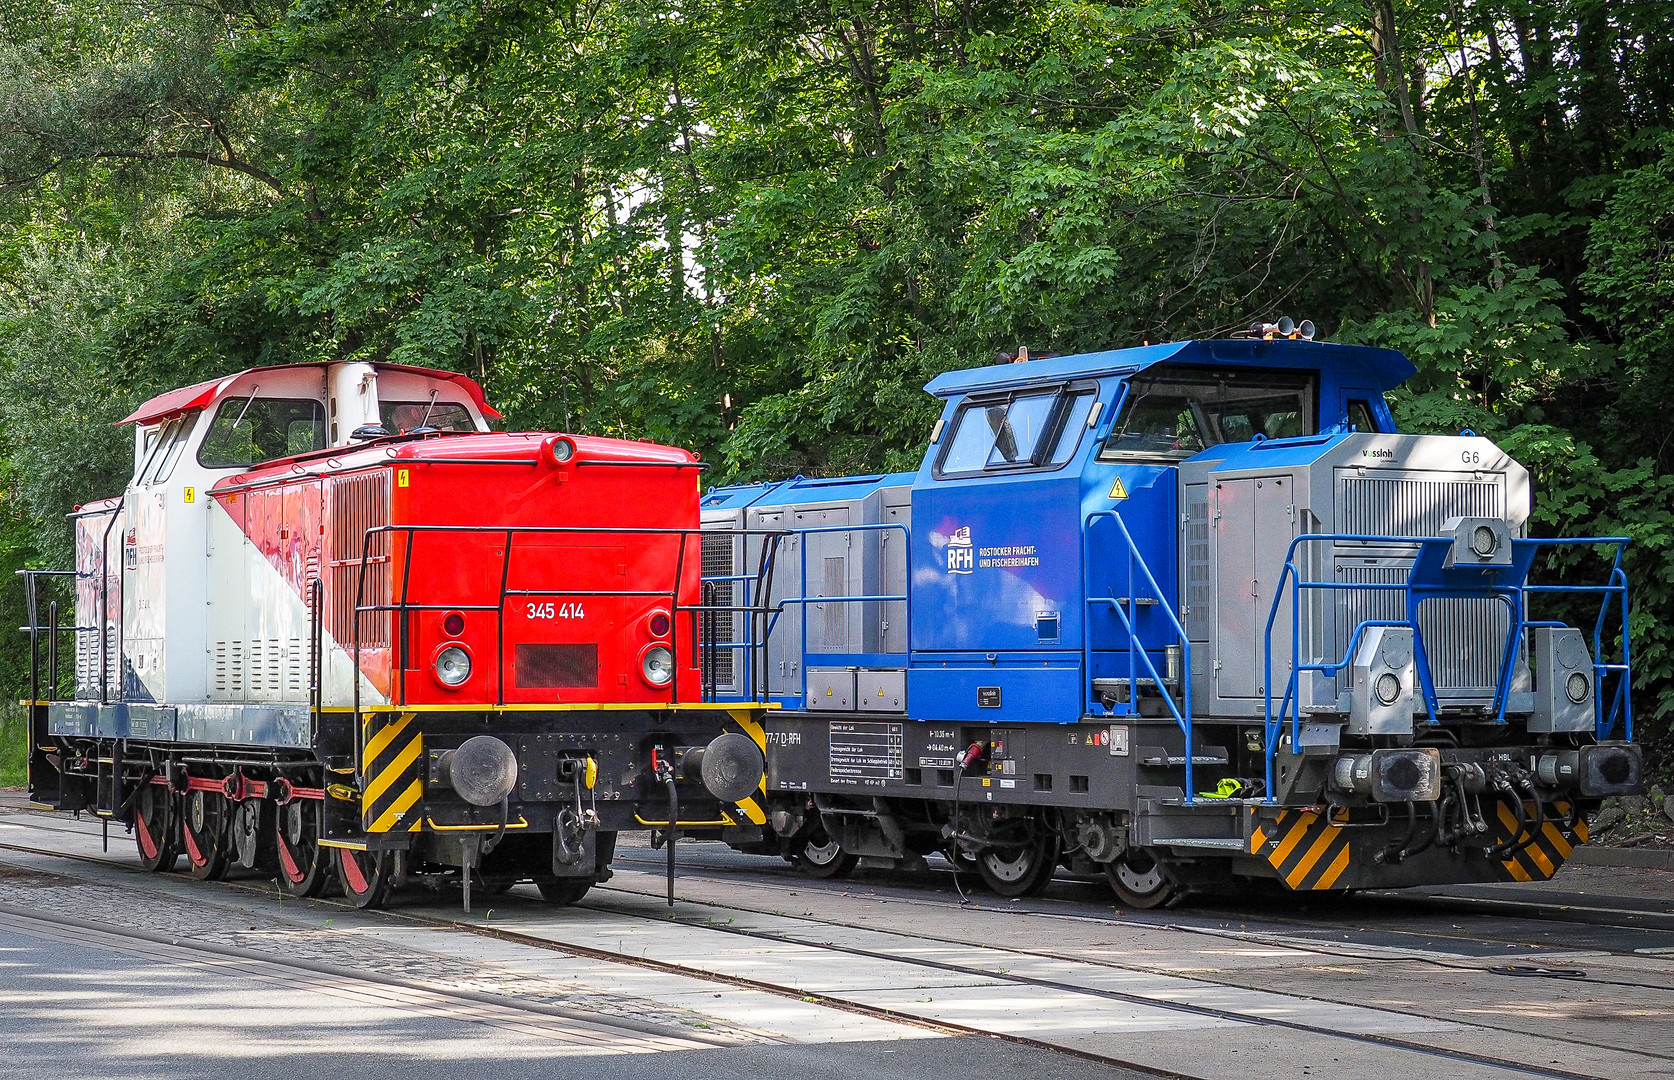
[947,526,973,574]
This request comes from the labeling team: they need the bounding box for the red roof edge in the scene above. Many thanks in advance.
[115,363,503,426]
[117,376,235,426]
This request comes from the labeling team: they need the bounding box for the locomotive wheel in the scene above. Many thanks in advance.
[976,834,1060,899]
[231,797,275,872]
[337,848,404,910]
[536,878,593,906]
[1105,849,1180,910]
[794,828,858,880]
[274,799,333,898]
[182,790,231,881]
[133,783,180,872]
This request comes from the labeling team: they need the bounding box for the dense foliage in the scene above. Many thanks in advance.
[0,0,1669,746]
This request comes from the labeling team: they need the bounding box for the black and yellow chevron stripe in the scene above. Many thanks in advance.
[1491,800,1588,882]
[1250,809,1353,891]
[361,712,424,833]
[728,709,769,827]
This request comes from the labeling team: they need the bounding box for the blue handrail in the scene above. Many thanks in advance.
[701,522,910,707]
[1083,509,1196,803]
[788,522,910,707]
[1260,533,1632,803]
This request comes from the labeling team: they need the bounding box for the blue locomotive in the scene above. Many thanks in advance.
[700,333,1641,906]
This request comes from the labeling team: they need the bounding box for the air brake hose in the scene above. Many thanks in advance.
[1435,791,1459,847]
[1377,799,1419,864]
[1502,774,1547,859]
[1485,779,1525,859]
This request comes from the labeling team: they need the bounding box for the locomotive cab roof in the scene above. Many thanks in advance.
[119,361,502,428]
[923,338,1414,399]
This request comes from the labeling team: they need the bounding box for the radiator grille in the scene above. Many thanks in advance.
[327,471,391,648]
[700,532,736,689]
[1185,488,1211,641]
[76,625,120,698]
[821,556,847,647]
[1334,563,1506,698]
[212,639,245,697]
[1338,474,1501,538]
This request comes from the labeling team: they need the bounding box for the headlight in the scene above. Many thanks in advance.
[435,645,472,687]
[1566,670,1590,704]
[640,645,674,686]
[1471,524,1498,557]
[1374,672,1402,706]
[545,436,576,465]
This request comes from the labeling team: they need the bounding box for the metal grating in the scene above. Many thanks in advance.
[1185,489,1212,641]
[821,556,847,649]
[1338,475,1501,538]
[287,638,305,696]
[212,639,245,698]
[326,471,392,648]
[1333,562,1506,699]
[700,532,737,689]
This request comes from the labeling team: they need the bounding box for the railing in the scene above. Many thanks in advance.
[698,530,786,703]
[350,524,783,717]
[17,569,81,705]
[785,522,909,707]
[1261,533,1633,802]
[1082,510,1197,803]
[697,522,911,707]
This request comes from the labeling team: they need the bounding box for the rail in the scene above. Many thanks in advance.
[697,531,786,703]
[16,569,81,705]
[1082,510,1196,803]
[1261,533,1633,802]
[350,524,784,720]
[696,522,911,708]
[696,522,917,706]
[784,523,909,708]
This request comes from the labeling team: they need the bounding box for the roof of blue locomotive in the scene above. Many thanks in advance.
[700,471,917,511]
[923,338,1416,398]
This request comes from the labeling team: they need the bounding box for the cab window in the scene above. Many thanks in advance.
[381,400,477,434]
[937,386,1096,477]
[1346,398,1379,433]
[198,397,327,468]
[134,420,175,485]
[152,415,195,484]
[1100,367,1315,462]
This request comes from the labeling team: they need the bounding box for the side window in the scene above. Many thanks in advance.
[940,405,1003,472]
[382,400,477,433]
[1048,392,1096,465]
[938,390,1074,476]
[938,386,1100,476]
[986,393,1056,466]
[152,416,196,484]
[134,424,165,485]
[198,397,327,469]
[1346,398,1378,433]
[1102,389,1207,460]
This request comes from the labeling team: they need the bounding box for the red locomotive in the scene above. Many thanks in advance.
[24,360,767,909]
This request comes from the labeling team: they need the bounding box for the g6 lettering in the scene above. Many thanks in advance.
[1461,449,1481,465]
[526,601,584,620]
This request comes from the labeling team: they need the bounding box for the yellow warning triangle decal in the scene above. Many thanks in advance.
[1109,477,1128,500]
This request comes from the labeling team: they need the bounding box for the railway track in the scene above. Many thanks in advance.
[606,839,1674,960]
[0,901,728,1053]
[0,811,1664,1080]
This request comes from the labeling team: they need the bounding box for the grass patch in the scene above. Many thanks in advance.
[0,706,26,787]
